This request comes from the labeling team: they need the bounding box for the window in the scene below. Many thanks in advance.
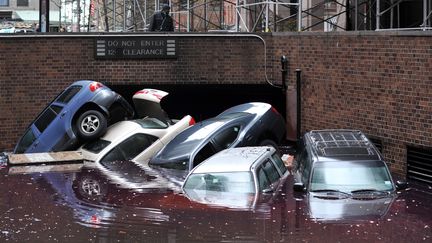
[134,117,168,129]
[310,161,394,192]
[34,106,60,133]
[262,159,280,184]
[192,142,217,168]
[82,139,111,153]
[272,153,287,175]
[0,0,9,7]
[101,134,157,162]
[299,150,312,185]
[17,0,28,6]
[56,86,81,104]
[213,126,240,149]
[15,128,36,153]
[184,172,255,193]
[258,168,270,191]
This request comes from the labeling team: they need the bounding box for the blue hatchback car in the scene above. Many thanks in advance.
[14,80,134,154]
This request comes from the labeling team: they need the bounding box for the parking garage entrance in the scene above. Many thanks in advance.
[111,84,286,123]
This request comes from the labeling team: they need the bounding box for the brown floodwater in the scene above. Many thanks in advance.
[0,155,431,243]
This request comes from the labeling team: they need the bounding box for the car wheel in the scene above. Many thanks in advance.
[76,174,107,201]
[76,110,107,140]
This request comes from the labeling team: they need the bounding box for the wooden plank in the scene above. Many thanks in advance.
[8,151,84,165]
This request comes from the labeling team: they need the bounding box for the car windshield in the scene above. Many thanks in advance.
[310,160,394,193]
[184,172,255,193]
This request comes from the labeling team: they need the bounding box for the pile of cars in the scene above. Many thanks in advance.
[12,80,407,213]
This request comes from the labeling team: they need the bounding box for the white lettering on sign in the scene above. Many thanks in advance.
[121,40,136,47]
[123,49,163,55]
[107,40,119,47]
[140,40,165,47]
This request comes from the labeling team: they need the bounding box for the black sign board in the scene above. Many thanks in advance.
[95,37,177,59]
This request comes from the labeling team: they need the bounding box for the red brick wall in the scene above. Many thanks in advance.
[272,32,432,176]
[0,34,266,151]
[1,32,431,177]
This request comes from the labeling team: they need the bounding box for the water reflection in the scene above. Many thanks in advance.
[1,158,431,242]
[305,192,396,222]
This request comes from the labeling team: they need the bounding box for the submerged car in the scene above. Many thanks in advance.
[14,80,134,154]
[79,88,195,164]
[79,115,195,164]
[292,129,407,195]
[182,146,289,209]
[149,102,286,175]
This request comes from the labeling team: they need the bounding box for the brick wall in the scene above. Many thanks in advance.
[272,32,432,176]
[0,33,267,151]
[1,32,431,177]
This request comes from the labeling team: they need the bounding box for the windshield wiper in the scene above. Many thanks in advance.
[351,189,381,193]
[310,189,351,196]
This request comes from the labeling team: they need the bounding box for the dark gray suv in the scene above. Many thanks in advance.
[293,129,406,195]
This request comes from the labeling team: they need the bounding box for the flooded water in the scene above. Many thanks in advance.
[0,154,431,243]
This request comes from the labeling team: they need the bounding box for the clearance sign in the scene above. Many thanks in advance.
[94,38,177,59]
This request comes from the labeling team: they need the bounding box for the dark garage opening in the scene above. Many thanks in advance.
[111,84,286,122]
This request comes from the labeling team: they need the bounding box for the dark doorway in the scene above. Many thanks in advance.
[111,84,286,122]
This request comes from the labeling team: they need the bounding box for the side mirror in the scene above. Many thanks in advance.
[396,180,408,190]
[262,188,274,194]
[293,182,305,192]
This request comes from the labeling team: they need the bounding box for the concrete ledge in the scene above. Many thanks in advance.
[8,151,84,165]
[7,163,83,174]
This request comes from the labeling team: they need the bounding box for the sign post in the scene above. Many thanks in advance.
[39,0,50,32]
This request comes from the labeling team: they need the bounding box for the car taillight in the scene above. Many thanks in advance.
[271,106,280,115]
[189,117,196,126]
[89,82,103,92]
[134,90,145,95]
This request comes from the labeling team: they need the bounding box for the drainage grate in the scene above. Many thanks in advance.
[407,146,432,185]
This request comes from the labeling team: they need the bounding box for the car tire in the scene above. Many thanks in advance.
[75,174,107,202]
[76,110,107,140]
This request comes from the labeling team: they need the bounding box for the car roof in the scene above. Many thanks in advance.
[216,102,271,118]
[191,146,274,174]
[305,129,382,162]
[151,112,253,162]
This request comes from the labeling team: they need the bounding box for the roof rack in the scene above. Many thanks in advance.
[308,130,375,157]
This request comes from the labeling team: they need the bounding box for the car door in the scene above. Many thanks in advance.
[190,125,241,169]
[14,126,39,153]
[32,103,68,152]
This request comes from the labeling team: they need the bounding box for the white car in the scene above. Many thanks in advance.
[79,88,195,164]
[79,115,194,164]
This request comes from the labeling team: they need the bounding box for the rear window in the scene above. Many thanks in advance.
[82,139,111,153]
[15,128,36,153]
[56,86,82,104]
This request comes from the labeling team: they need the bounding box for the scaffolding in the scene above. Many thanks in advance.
[64,0,431,32]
